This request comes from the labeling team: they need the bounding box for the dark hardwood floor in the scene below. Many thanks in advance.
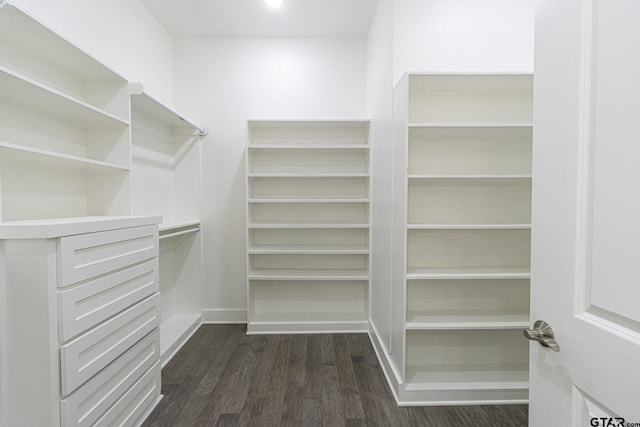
[143,324,528,427]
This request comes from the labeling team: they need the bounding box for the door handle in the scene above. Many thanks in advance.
[524,320,560,352]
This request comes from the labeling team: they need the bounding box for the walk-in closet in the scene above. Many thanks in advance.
[1,0,639,426]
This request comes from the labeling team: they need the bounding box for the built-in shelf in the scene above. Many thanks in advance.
[248,144,369,150]
[248,173,369,178]
[248,246,369,254]
[0,66,129,128]
[248,198,369,203]
[404,365,529,391]
[405,311,530,330]
[409,123,533,128]
[249,269,369,280]
[0,141,130,173]
[248,223,369,229]
[408,175,532,180]
[130,83,206,136]
[246,121,371,334]
[407,224,531,230]
[407,267,531,280]
[390,73,533,404]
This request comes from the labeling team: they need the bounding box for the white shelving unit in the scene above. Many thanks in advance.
[391,73,533,404]
[0,5,209,423]
[130,83,206,365]
[0,3,131,222]
[246,120,371,333]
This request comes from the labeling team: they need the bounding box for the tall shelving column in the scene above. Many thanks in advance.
[0,3,131,221]
[246,120,371,334]
[393,73,533,404]
[130,83,206,365]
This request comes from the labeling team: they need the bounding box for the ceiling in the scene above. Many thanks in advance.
[140,0,379,38]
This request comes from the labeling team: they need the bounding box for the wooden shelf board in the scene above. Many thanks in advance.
[248,144,369,150]
[408,122,533,129]
[249,198,369,203]
[407,224,531,230]
[249,246,369,255]
[407,174,532,181]
[0,65,128,127]
[406,310,530,330]
[159,220,201,233]
[131,85,205,135]
[0,140,129,173]
[248,173,369,178]
[249,269,369,281]
[248,223,369,229]
[405,364,529,391]
[248,119,370,127]
[407,267,531,280]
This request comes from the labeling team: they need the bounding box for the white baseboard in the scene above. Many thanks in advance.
[201,308,247,324]
[368,320,403,405]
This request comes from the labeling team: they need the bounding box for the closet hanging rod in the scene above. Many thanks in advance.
[159,227,200,240]
[177,116,208,136]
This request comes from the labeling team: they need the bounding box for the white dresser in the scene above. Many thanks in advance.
[0,216,162,427]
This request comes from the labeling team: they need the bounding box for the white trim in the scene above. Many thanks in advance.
[201,308,248,324]
[0,250,7,427]
[368,320,402,404]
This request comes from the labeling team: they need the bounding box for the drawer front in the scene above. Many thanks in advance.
[60,293,160,396]
[58,225,158,287]
[58,259,159,341]
[61,330,160,427]
[94,361,161,427]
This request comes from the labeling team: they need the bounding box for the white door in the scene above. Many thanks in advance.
[530,0,640,425]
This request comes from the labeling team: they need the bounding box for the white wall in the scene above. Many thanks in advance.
[11,0,174,103]
[173,38,367,320]
[393,0,535,82]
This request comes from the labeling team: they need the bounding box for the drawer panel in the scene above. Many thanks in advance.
[61,330,160,427]
[58,259,159,342]
[61,293,160,396]
[58,225,158,287]
[95,361,161,427]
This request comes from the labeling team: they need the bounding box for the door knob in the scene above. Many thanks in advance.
[524,320,560,352]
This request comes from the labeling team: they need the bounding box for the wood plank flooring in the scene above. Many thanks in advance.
[143,324,528,427]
